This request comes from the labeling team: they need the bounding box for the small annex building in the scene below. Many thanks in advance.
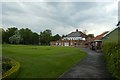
[102,27,120,43]
[90,31,108,50]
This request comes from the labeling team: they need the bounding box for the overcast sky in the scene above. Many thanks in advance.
[1,1,118,36]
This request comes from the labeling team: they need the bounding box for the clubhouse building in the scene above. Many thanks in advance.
[50,29,87,47]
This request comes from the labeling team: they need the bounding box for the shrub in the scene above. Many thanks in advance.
[2,58,12,74]
[102,42,120,80]
[2,57,20,79]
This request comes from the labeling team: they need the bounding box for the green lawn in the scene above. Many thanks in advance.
[2,44,86,78]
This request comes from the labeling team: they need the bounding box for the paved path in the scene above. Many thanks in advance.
[58,48,113,79]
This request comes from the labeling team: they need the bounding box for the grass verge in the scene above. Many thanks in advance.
[2,44,86,78]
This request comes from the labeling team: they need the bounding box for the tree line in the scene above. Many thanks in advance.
[1,27,61,45]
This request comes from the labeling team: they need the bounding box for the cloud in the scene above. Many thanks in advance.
[1,0,119,2]
[1,2,118,36]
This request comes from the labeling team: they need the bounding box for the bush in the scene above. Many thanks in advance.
[102,42,120,80]
[2,58,12,74]
[2,57,20,79]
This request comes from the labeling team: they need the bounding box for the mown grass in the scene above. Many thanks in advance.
[2,44,86,78]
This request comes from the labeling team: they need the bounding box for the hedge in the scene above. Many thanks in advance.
[2,57,20,79]
[102,42,120,80]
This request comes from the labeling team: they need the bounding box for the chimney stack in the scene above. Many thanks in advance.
[76,29,78,32]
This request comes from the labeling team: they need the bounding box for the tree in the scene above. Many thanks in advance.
[31,32,39,45]
[87,34,94,38]
[62,34,67,38]
[52,34,61,41]
[19,28,33,44]
[5,27,18,43]
[1,28,5,43]
[9,30,22,44]
[19,28,39,45]
[83,30,87,35]
[39,29,52,45]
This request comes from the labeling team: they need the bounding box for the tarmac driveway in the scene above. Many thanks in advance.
[58,48,113,79]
